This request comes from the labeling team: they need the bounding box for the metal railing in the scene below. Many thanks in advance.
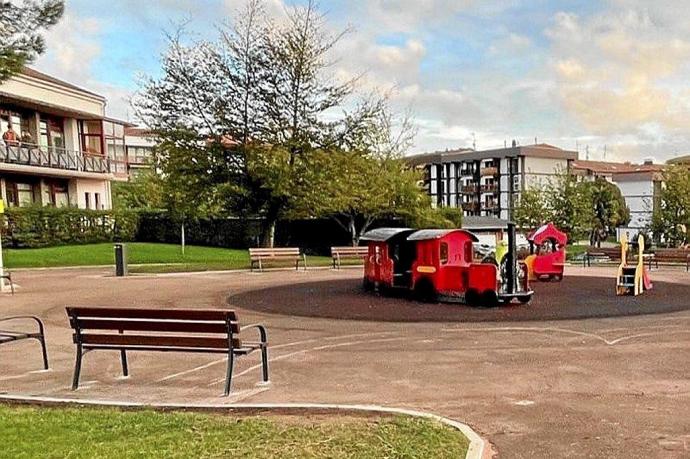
[0,141,110,174]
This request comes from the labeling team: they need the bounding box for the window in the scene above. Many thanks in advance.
[44,180,69,207]
[512,175,520,192]
[440,242,449,264]
[85,192,91,209]
[95,193,101,210]
[79,120,103,154]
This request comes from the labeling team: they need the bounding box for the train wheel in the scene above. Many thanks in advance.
[480,290,499,308]
[517,295,532,305]
[362,278,374,292]
[465,288,479,306]
[413,278,437,303]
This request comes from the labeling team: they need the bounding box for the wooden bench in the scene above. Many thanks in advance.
[583,246,622,267]
[66,307,269,396]
[249,248,306,272]
[331,246,368,269]
[650,249,690,271]
[0,316,49,370]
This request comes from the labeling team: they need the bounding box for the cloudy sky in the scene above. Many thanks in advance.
[33,0,690,162]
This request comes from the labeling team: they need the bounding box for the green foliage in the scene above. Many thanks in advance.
[0,0,64,82]
[584,177,630,245]
[544,170,591,240]
[651,165,690,246]
[513,186,548,231]
[0,405,468,459]
[1,207,138,248]
[111,170,165,211]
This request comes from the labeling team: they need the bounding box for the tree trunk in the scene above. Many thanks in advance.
[260,200,282,248]
[349,218,357,247]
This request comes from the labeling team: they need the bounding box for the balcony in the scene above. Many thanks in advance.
[462,201,479,212]
[482,202,499,211]
[0,141,110,174]
[480,184,498,193]
[480,166,498,177]
[461,184,478,193]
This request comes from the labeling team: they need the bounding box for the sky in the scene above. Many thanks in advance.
[32,0,690,162]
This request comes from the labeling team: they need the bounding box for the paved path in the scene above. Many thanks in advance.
[0,266,689,458]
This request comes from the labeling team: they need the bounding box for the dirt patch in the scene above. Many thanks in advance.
[228,275,690,322]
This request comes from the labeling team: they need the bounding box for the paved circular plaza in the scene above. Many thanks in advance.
[1,265,689,458]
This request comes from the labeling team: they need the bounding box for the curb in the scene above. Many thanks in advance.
[0,394,487,459]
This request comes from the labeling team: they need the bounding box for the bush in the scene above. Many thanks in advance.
[1,207,139,248]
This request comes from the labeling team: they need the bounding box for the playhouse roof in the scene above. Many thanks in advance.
[360,227,415,242]
[528,223,567,245]
[407,229,479,242]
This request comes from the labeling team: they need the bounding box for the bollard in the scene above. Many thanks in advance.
[114,243,128,277]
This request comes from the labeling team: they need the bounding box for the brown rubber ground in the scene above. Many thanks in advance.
[228,276,690,322]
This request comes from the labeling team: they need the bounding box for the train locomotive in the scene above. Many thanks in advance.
[361,222,533,306]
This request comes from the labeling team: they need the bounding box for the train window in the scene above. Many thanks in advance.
[440,242,449,264]
[464,241,473,262]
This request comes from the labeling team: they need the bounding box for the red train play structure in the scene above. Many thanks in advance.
[361,222,533,306]
[524,223,567,281]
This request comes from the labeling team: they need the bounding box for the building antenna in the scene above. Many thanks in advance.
[585,145,590,160]
[603,144,607,160]
[472,132,476,150]
[575,140,579,153]
[534,136,538,144]
[504,139,507,148]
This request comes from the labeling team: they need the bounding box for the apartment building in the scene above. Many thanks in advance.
[124,127,155,179]
[408,143,578,220]
[0,68,131,209]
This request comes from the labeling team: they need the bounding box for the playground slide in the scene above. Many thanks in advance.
[643,269,653,291]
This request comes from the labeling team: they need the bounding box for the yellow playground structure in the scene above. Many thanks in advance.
[616,233,653,296]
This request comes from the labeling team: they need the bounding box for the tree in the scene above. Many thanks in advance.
[111,170,165,211]
[651,165,690,246]
[544,169,591,241]
[136,0,395,247]
[0,0,64,82]
[585,177,630,246]
[513,186,549,231]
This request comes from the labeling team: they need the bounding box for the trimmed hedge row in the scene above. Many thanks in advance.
[1,207,138,248]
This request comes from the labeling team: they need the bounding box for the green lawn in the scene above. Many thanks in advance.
[0,405,469,459]
[3,242,352,273]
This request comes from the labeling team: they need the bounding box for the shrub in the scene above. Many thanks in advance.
[1,207,139,248]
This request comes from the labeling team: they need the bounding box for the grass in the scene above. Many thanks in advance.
[0,405,469,459]
[2,242,346,273]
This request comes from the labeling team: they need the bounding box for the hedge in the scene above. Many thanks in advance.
[1,207,138,248]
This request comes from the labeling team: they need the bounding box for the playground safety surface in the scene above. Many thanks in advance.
[228,275,690,322]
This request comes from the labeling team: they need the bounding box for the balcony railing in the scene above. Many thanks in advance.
[480,166,498,177]
[461,184,478,193]
[480,184,498,193]
[462,201,479,211]
[0,141,110,174]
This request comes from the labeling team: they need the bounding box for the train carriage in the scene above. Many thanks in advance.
[362,223,533,306]
[524,223,567,281]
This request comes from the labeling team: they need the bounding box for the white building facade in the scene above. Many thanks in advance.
[408,144,578,220]
[0,68,130,210]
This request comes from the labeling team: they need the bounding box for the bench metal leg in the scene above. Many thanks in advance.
[71,345,83,390]
[260,344,269,383]
[224,350,235,396]
[118,330,129,376]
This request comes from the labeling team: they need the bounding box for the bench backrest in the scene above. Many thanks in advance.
[586,247,621,257]
[66,307,241,350]
[331,246,368,256]
[249,248,300,259]
[654,249,690,259]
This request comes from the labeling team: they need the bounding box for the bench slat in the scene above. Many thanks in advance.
[67,307,237,322]
[77,333,241,349]
[74,319,239,334]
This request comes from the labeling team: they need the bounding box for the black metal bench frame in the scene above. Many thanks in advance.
[0,316,49,369]
[66,307,269,396]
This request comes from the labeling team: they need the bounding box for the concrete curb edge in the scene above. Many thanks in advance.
[0,394,487,459]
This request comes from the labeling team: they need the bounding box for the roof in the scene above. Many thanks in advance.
[667,154,690,165]
[21,67,105,100]
[461,216,512,231]
[406,143,577,165]
[360,227,414,242]
[407,229,479,242]
[528,223,567,244]
[125,127,155,137]
[572,160,664,175]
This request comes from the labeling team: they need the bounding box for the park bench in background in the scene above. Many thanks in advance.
[583,246,622,267]
[249,247,306,272]
[650,249,690,271]
[66,307,269,396]
[331,246,368,269]
[0,316,49,370]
